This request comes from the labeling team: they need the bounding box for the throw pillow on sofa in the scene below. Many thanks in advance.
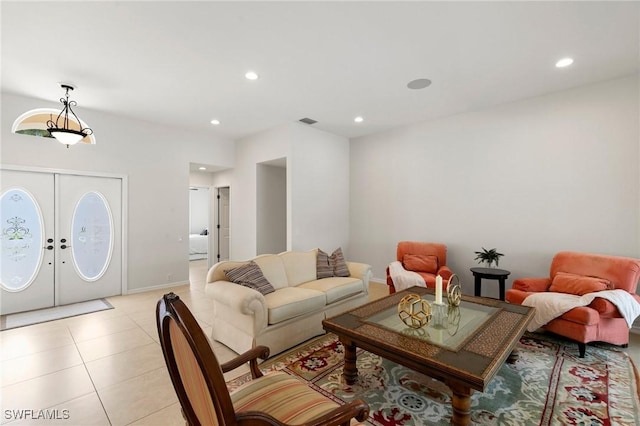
[316,249,334,279]
[316,247,350,278]
[548,272,612,296]
[402,254,439,274]
[330,247,350,277]
[225,261,275,295]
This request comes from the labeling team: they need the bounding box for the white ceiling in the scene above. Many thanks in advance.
[2,1,639,140]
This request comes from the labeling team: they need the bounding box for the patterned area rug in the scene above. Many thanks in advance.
[228,332,640,425]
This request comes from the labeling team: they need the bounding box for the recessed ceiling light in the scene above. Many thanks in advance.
[210,119,220,125]
[407,78,432,90]
[245,71,259,80]
[555,58,574,68]
[199,167,206,171]
[354,116,364,123]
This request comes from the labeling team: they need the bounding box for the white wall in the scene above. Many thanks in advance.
[189,170,215,187]
[349,75,640,297]
[230,122,350,259]
[289,124,351,256]
[256,163,287,254]
[1,92,235,292]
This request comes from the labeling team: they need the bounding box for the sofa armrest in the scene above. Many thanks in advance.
[205,281,268,334]
[505,289,531,305]
[589,292,640,318]
[438,266,454,282]
[347,261,372,286]
[512,277,552,293]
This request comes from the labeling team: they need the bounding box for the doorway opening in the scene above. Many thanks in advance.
[189,186,210,262]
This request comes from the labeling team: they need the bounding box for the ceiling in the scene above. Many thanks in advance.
[2,1,638,141]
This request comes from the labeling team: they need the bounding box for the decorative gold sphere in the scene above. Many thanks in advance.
[398,294,432,328]
[447,275,462,307]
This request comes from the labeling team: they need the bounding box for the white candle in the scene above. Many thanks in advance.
[435,275,443,305]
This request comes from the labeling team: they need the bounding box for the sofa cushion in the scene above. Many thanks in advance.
[298,277,364,304]
[316,249,334,279]
[224,261,275,295]
[264,287,326,325]
[280,250,317,286]
[330,247,350,277]
[403,254,438,274]
[558,306,600,326]
[253,255,289,290]
[549,272,611,296]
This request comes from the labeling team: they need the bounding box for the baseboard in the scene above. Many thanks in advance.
[370,277,386,284]
[631,325,640,335]
[125,280,190,295]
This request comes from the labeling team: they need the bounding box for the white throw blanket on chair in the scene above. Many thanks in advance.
[522,289,640,332]
[388,261,426,291]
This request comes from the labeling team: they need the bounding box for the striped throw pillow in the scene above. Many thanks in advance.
[316,249,334,279]
[225,261,275,295]
[330,247,350,277]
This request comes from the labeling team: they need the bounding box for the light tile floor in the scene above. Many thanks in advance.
[1,261,638,425]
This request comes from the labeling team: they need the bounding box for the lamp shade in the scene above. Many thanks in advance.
[49,128,85,145]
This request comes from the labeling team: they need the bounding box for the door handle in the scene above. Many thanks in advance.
[60,238,67,243]
[44,245,54,250]
[60,244,71,249]
[47,238,54,243]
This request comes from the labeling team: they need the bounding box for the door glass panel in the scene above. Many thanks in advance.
[1,189,44,291]
[71,191,113,281]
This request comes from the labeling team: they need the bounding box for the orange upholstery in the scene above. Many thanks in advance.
[386,242,453,294]
[506,251,640,357]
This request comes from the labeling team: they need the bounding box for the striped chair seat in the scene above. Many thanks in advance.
[232,371,339,423]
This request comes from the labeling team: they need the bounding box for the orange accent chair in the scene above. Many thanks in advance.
[386,242,453,294]
[506,251,640,357]
[156,292,369,425]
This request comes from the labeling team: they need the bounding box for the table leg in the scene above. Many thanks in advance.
[341,337,358,385]
[474,275,481,297]
[447,382,473,426]
[498,278,505,301]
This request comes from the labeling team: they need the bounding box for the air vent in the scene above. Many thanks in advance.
[299,117,317,125]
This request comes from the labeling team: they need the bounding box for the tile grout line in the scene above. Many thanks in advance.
[69,324,113,426]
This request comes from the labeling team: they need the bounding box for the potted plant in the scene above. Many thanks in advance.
[474,247,504,268]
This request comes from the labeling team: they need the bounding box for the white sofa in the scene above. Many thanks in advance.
[205,249,372,356]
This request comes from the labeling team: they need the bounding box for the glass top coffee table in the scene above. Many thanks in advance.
[322,286,534,426]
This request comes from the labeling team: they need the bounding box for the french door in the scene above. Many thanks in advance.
[1,170,122,315]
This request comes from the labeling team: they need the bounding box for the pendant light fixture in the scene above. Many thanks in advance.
[47,83,93,147]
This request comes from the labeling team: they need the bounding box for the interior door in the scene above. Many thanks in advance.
[57,174,122,305]
[1,171,55,315]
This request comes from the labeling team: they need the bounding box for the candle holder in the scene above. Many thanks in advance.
[447,274,462,307]
[398,294,432,329]
[431,303,447,329]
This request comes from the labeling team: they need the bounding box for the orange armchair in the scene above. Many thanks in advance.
[386,241,453,294]
[506,251,640,357]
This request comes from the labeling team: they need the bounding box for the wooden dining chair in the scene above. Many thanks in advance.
[156,292,369,425]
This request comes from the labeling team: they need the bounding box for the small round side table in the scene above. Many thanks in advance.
[470,267,510,301]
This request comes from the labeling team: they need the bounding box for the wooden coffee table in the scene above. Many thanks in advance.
[322,286,534,426]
